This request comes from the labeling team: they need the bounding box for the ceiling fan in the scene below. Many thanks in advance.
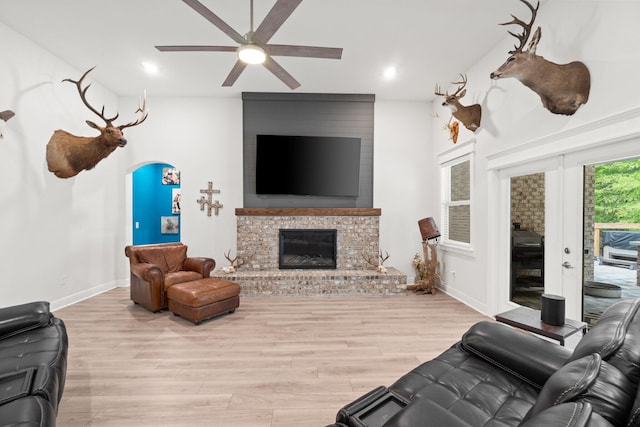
[156,0,343,90]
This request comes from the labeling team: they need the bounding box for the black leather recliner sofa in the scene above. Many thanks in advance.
[328,298,640,427]
[0,301,69,426]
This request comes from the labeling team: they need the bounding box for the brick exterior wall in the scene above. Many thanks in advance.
[584,166,595,282]
[511,173,545,235]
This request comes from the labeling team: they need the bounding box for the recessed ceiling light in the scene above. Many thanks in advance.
[383,66,397,80]
[142,61,159,75]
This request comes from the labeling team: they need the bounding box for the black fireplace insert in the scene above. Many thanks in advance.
[279,229,337,269]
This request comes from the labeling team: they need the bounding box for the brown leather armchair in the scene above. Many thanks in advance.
[125,243,215,312]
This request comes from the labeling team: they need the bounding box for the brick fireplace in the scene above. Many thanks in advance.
[210,208,407,295]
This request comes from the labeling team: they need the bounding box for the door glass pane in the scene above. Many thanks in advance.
[583,158,640,327]
[511,173,545,309]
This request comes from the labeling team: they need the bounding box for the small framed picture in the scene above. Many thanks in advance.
[172,188,181,214]
[162,167,180,185]
[161,216,179,234]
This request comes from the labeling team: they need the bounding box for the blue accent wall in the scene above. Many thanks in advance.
[132,163,180,245]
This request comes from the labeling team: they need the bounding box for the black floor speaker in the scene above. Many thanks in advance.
[541,294,565,326]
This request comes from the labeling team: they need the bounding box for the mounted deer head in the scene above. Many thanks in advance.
[46,67,148,178]
[434,74,481,132]
[489,0,590,115]
[0,110,15,139]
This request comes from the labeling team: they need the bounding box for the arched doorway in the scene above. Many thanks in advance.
[131,163,181,245]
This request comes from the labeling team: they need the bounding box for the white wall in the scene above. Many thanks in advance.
[4,1,639,314]
[429,1,640,314]
[116,96,243,281]
[0,22,121,309]
[116,98,431,283]
[0,17,428,309]
[374,101,432,279]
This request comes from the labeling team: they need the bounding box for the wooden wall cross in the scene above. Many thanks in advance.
[196,181,223,216]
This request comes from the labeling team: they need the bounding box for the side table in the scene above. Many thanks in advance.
[495,306,587,346]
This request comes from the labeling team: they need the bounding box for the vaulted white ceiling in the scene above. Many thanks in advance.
[3,0,543,101]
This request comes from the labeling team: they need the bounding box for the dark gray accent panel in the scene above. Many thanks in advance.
[243,92,374,208]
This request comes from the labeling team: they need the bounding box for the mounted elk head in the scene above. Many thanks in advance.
[46,67,148,178]
[489,0,590,115]
[0,110,15,139]
[434,74,481,132]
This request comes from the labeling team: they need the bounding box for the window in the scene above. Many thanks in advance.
[439,141,474,250]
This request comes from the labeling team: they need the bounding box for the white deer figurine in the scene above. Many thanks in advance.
[489,0,590,115]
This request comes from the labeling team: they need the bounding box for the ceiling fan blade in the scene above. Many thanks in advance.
[262,56,301,90]
[253,0,303,44]
[156,45,237,53]
[182,0,246,45]
[266,45,343,59]
[222,61,248,87]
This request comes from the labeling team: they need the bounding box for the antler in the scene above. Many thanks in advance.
[434,83,448,97]
[119,91,149,130]
[435,74,467,98]
[450,74,468,97]
[500,0,539,53]
[63,67,148,129]
[224,250,245,268]
[63,67,119,125]
[379,250,390,265]
[362,254,379,267]
[362,250,390,267]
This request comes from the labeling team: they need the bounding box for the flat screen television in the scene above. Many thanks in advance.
[255,135,361,197]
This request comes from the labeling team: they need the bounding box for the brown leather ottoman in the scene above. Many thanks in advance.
[167,278,240,324]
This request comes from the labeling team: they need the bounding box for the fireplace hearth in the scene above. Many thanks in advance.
[213,208,407,295]
[279,229,337,269]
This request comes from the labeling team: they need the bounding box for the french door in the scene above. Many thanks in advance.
[491,138,640,321]
[487,109,640,321]
[564,141,640,324]
[494,157,564,315]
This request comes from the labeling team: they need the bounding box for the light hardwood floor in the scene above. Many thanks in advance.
[54,288,490,426]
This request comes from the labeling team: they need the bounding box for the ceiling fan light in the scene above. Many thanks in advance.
[238,44,266,64]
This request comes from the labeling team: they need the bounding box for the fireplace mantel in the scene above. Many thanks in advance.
[227,207,407,295]
[235,208,381,217]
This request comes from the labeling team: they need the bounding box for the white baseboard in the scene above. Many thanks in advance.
[438,284,488,317]
[51,281,119,312]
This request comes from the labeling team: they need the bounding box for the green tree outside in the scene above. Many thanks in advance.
[594,158,640,224]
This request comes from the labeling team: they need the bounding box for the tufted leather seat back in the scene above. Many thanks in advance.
[569,299,640,382]
[126,242,188,274]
